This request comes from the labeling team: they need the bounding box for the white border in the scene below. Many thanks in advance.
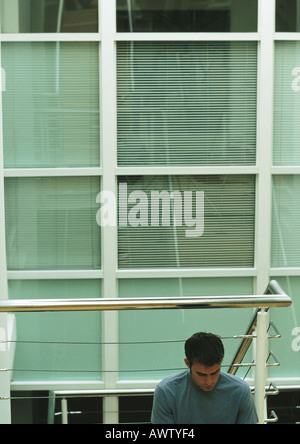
[4,168,102,177]
[116,166,259,176]
[100,0,119,423]
[254,0,275,295]
[116,268,256,279]
[0,23,11,424]
[0,33,101,42]
[7,270,103,280]
[1,0,300,418]
[115,32,260,41]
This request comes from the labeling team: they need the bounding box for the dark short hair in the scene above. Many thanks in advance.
[185,332,224,367]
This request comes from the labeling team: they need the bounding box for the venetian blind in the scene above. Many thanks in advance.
[5,177,101,270]
[2,42,100,168]
[118,175,255,269]
[274,41,300,166]
[117,41,257,167]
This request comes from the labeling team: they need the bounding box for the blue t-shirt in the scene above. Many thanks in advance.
[151,370,258,424]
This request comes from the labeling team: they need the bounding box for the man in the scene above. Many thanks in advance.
[151,332,258,424]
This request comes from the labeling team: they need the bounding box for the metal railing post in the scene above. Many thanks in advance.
[254,309,269,424]
[0,314,11,424]
[61,398,69,425]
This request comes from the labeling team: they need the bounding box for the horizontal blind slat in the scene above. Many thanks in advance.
[118,175,255,269]
[117,41,257,167]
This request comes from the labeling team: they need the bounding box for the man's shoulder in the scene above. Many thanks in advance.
[219,372,251,393]
[157,370,189,391]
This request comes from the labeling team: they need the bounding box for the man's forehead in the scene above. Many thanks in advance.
[192,363,221,375]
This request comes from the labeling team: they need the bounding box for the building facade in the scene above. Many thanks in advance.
[0,0,300,423]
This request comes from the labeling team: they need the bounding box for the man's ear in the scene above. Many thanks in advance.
[184,358,191,369]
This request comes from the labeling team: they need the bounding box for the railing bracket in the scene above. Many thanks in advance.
[267,321,281,339]
[265,410,279,424]
[266,351,280,368]
[265,382,280,397]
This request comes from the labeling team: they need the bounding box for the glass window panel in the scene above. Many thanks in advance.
[272,176,300,268]
[276,0,300,32]
[0,0,99,33]
[118,278,254,381]
[2,42,100,168]
[117,0,258,33]
[118,175,256,269]
[269,277,300,383]
[8,280,102,383]
[117,41,257,167]
[274,42,300,166]
[5,177,101,270]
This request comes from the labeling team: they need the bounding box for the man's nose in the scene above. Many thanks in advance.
[205,375,212,384]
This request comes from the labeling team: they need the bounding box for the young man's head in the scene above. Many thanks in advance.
[184,332,224,392]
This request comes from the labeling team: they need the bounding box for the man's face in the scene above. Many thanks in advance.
[184,358,221,392]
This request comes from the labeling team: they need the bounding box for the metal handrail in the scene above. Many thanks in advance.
[226,281,289,424]
[228,309,259,375]
[0,280,292,424]
[0,293,292,313]
[228,280,288,375]
[49,383,281,425]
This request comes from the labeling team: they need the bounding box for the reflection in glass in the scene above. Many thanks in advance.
[9,280,102,384]
[274,42,300,166]
[0,0,98,33]
[276,0,300,32]
[5,177,101,270]
[272,176,300,267]
[2,42,100,168]
[117,0,258,33]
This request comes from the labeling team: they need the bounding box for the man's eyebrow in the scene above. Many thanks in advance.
[196,369,220,376]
